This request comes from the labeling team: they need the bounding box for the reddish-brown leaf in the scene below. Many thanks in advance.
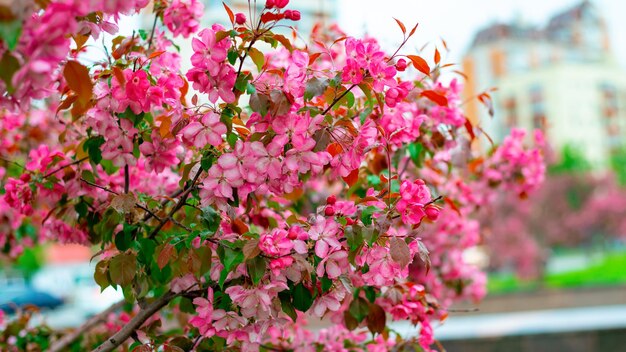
[464,117,475,141]
[63,60,93,105]
[148,50,165,59]
[366,303,386,334]
[157,243,175,270]
[434,48,441,65]
[327,142,343,157]
[308,52,322,66]
[408,22,419,37]
[112,66,125,86]
[222,2,234,24]
[389,237,411,267]
[342,168,359,187]
[406,55,430,76]
[243,239,260,260]
[273,34,293,51]
[261,12,282,23]
[420,90,448,106]
[393,18,406,35]
[215,30,230,42]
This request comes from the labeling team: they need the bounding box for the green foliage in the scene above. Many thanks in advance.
[610,147,626,186]
[549,144,590,175]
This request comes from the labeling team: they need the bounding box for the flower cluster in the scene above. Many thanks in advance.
[0,0,547,351]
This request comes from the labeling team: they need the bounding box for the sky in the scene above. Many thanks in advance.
[337,0,626,68]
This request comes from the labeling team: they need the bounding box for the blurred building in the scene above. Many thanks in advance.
[463,0,626,167]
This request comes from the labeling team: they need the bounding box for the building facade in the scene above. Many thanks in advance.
[462,1,626,167]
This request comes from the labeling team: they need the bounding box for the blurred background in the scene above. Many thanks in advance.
[2,1,626,351]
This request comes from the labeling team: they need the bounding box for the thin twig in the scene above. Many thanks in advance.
[148,169,203,239]
[43,156,88,178]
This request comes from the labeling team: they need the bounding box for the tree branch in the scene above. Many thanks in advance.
[148,168,202,239]
[91,291,177,352]
[43,156,88,178]
[49,300,125,352]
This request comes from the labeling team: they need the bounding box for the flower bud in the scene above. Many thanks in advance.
[290,10,301,21]
[235,13,246,25]
[326,194,336,205]
[275,0,289,8]
[266,0,275,8]
[425,205,440,221]
[324,206,335,216]
[396,58,407,71]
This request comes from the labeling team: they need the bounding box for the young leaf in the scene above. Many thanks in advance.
[63,60,93,105]
[434,48,441,65]
[420,90,448,106]
[248,47,265,72]
[393,18,406,35]
[222,2,235,24]
[406,55,430,76]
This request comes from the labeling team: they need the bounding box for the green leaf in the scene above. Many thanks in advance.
[0,51,19,94]
[83,136,105,165]
[118,107,145,127]
[227,49,238,65]
[200,206,221,233]
[94,208,121,243]
[246,255,266,285]
[348,297,370,323]
[138,29,148,40]
[136,238,156,265]
[226,132,238,148]
[292,283,314,312]
[364,286,377,303]
[0,20,22,50]
[109,253,137,286]
[345,91,355,108]
[114,228,134,252]
[408,142,424,167]
[321,276,333,293]
[248,47,265,71]
[218,245,243,288]
[234,73,251,93]
[360,206,379,226]
[304,77,328,101]
[278,291,298,322]
[94,260,111,291]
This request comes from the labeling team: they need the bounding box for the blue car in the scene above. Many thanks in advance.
[0,284,64,314]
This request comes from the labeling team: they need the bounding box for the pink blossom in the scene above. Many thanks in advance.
[139,131,181,174]
[163,0,203,38]
[181,112,227,148]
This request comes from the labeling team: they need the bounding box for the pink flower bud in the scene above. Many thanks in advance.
[324,206,335,216]
[275,0,289,8]
[396,58,407,71]
[326,194,336,205]
[425,206,440,221]
[235,13,246,25]
[265,0,275,8]
[290,10,301,21]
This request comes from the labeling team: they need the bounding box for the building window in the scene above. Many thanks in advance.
[504,97,518,128]
[600,83,619,148]
[530,85,546,131]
